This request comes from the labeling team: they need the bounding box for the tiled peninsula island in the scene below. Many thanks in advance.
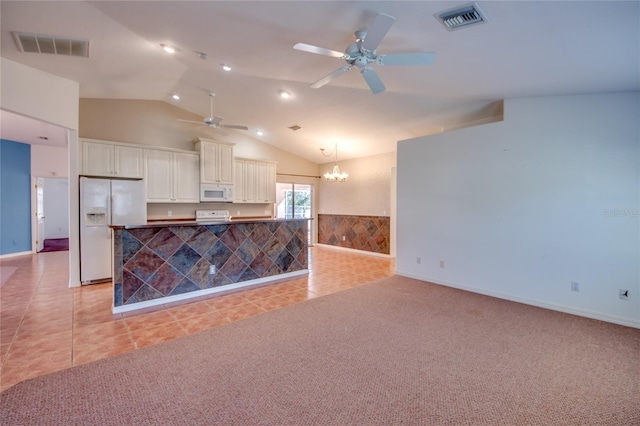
[111,219,309,313]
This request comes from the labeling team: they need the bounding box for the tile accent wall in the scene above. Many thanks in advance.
[318,214,390,255]
[113,220,308,307]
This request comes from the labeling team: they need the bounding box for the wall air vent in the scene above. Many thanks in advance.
[12,31,90,57]
[434,2,489,31]
[288,125,303,131]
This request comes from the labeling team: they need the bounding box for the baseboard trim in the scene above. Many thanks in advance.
[396,270,640,329]
[0,251,33,260]
[315,244,394,259]
[113,270,309,314]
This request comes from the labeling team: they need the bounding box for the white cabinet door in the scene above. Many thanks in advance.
[266,162,276,203]
[255,162,268,203]
[173,152,200,203]
[83,141,114,177]
[218,143,234,184]
[198,140,234,184]
[83,140,143,178]
[244,161,256,203]
[200,141,218,183]
[234,160,256,203]
[236,159,275,203]
[234,159,257,203]
[145,149,173,202]
[234,160,246,203]
[114,145,143,179]
[146,149,200,203]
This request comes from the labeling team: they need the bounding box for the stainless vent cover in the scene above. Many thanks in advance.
[288,125,303,131]
[12,31,90,57]
[434,2,489,31]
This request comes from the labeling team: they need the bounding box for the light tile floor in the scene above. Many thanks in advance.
[0,246,394,391]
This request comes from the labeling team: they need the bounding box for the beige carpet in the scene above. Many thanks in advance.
[1,276,639,425]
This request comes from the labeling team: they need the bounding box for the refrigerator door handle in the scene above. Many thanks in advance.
[107,191,112,226]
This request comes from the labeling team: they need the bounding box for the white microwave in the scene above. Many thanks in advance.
[200,184,234,202]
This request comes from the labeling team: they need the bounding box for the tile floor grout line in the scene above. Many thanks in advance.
[1,247,395,389]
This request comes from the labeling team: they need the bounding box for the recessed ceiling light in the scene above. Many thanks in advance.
[160,43,176,54]
[171,94,180,100]
[256,130,264,136]
[221,63,232,71]
[279,90,291,99]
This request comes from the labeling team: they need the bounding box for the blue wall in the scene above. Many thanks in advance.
[1,139,31,255]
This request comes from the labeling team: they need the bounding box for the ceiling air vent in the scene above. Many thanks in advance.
[288,125,303,131]
[12,31,90,57]
[434,2,489,31]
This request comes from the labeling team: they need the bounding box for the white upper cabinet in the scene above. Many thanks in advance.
[173,152,200,202]
[235,158,276,203]
[195,138,234,184]
[82,139,143,179]
[255,161,277,203]
[145,148,199,203]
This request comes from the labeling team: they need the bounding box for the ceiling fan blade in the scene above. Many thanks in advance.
[362,13,396,52]
[361,67,385,94]
[178,119,206,125]
[310,66,352,89]
[220,124,249,131]
[294,43,345,58]
[377,52,436,66]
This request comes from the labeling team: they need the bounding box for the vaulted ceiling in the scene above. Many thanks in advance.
[1,1,638,162]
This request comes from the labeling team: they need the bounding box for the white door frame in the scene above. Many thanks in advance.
[31,176,45,252]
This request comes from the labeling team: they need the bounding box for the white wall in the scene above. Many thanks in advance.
[32,145,68,177]
[43,178,69,239]
[397,92,639,328]
[319,151,396,216]
[1,58,80,287]
[1,58,79,130]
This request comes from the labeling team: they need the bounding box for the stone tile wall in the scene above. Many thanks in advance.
[318,214,390,255]
[113,220,308,307]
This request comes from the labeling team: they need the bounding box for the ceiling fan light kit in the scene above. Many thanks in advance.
[294,12,436,94]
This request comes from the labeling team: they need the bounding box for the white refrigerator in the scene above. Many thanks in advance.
[80,177,147,284]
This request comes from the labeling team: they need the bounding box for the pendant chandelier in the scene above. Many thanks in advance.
[320,144,348,182]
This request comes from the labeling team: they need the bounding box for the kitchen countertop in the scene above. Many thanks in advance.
[110,217,312,229]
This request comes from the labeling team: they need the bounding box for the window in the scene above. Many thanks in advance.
[276,183,313,244]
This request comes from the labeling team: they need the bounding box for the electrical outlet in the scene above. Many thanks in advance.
[167,211,172,217]
[416,257,421,264]
[439,260,445,268]
[571,281,579,292]
[209,265,216,275]
[619,289,629,300]
[342,235,346,241]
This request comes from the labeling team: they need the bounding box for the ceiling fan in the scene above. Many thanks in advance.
[178,92,248,133]
[294,13,436,94]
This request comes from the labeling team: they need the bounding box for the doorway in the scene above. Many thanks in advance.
[34,177,70,252]
[275,183,313,244]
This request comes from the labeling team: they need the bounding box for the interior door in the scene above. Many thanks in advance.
[36,177,45,252]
